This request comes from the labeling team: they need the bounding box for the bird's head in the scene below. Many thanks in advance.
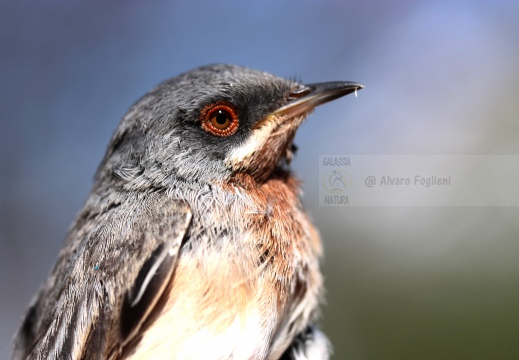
[96,64,362,189]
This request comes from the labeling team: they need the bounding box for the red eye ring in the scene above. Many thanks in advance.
[200,101,239,137]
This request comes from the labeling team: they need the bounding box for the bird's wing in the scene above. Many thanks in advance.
[13,191,192,360]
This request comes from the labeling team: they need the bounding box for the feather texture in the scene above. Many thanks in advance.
[13,192,191,359]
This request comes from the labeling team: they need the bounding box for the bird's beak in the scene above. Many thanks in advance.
[271,81,364,119]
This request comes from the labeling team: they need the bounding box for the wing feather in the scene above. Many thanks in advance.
[13,191,191,359]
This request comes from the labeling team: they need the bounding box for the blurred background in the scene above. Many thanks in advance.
[1,1,519,359]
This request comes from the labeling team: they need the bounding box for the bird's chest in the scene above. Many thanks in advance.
[127,179,322,359]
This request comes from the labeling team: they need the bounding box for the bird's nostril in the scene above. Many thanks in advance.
[288,86,311,99]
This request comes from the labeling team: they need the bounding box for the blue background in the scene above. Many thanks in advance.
[1,1,519,359]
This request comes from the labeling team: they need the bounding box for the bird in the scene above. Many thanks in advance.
[13,64,362,360]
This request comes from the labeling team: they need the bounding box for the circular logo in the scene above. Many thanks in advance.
[322,169,351,194]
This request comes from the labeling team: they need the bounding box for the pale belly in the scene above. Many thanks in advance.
[126,244,288,360]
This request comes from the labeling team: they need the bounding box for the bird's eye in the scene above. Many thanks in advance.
[201,102,239,137]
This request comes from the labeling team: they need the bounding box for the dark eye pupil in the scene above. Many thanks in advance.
[215,111,228,125]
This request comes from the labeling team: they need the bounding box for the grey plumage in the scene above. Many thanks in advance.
[13,64,362,359]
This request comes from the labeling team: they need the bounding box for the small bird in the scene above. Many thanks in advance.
[13,64,362,360]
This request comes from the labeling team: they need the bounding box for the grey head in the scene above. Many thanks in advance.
[94,64,362,190]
